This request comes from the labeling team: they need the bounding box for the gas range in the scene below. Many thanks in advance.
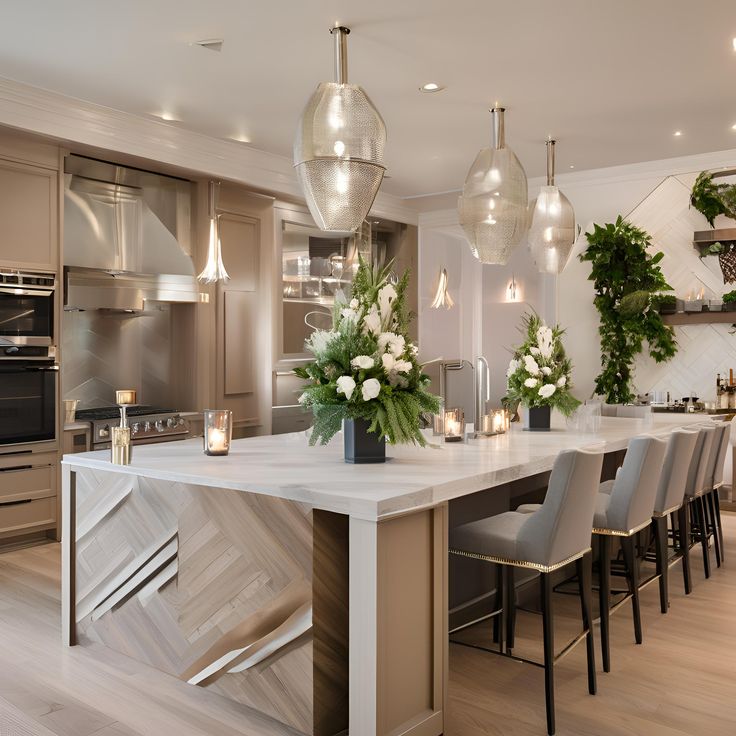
[75,405,190,448]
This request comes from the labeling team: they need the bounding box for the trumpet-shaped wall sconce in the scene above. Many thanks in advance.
[506,273,520,302]
[430,268,455,309]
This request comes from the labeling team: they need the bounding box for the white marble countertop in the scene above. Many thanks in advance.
[61,414,708,521]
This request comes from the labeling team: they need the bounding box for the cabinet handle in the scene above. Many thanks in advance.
[0,499,32,507]
[0,465,33,473]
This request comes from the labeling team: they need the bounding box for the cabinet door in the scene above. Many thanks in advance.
[0,160,58,271]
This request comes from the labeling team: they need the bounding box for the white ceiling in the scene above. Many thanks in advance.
[1,0,735,198]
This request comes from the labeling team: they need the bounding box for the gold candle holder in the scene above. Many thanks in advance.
[111,426,131,465]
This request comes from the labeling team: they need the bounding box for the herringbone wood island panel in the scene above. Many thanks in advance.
[69,466,348,735]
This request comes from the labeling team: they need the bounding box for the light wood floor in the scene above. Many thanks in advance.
[0,518,735,736]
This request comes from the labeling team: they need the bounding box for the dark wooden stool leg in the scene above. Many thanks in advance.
[621,536,642,644]
[598,534,611,673]
[653,516,669,613]
[696,496,711,579]
[505,566,516,652]
[706,492,722,568]
[541,572,555,735]
[576,551,597,696]
[678,503,692,594]
[492,564,502,645]
[714,490,725,561]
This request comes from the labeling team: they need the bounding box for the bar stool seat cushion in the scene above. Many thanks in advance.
[599,479,615,495]
[450,511,531,562]
[515,503,541,514]
[593,493,613,530]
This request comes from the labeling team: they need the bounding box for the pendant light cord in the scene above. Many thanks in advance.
[546,138,556,186]
[491,107,506,149]
[331,26,350,84]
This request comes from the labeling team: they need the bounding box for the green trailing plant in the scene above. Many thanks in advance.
[690,171,736,227]
[294,257,440,446]
[722,290,736,303]
[579,217,677,404]
[653,294,676,313]
[504,313,581,416]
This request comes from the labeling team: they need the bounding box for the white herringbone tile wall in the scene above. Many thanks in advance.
[627,174,736,402]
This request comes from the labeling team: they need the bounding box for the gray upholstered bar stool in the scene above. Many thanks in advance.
[683,424,717,579]
[592,435,667,673]
[702,421,730,566]
[449,448,604,736]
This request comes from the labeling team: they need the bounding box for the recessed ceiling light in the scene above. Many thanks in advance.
[673,130,682,137]
[153,111,179,122]
[230,134,251,144]
[732,37,736,51]
[731,124,736,131]
[569,165,575,169]
[420,82,445,93]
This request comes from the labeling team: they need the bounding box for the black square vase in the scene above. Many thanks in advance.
[344,418,386,464]
[526,405,551,431]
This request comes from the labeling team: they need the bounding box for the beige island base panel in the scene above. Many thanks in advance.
[61,415,703,736]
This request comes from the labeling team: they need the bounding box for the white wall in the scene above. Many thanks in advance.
[419,148,736,407]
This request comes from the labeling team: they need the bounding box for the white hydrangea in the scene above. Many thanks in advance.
[351,355,375,370]
[378,331,405,357]
[524,355,540,376]
[557,375,567,387]
[537,325,554,360]
[308,329,336,355]
[530,346,541,356]
[524,377,538,388]
[507,358,520,377]
[349,298,359,309]
[541,366,552,376]
[539,383,556,399]
[361,378,381,401]
[336,375,356,400]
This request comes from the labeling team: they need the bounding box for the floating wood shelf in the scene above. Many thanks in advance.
[694,228,736,251]
[661,311,736,325]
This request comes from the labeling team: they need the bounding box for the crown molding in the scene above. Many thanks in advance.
[0,76,418,225]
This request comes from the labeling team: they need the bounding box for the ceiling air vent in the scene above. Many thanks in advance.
[193,38,224,52]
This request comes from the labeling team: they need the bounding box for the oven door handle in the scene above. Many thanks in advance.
[0,286,54,297]
[0,364,59,373]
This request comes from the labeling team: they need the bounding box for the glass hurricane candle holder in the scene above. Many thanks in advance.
[432,398,446,436]
[479,408,508,436]
[444,408,465,442]
[203,410,232,456]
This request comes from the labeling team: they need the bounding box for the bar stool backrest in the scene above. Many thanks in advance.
[654,429,699,515]
[517,448,604,568]
[711,421,731,489]
[606,435,667,532]
[684,425,716,498]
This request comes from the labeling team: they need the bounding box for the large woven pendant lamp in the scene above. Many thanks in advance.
[458,107,528,265]
[294,26,386,232]
[527,138,576,274]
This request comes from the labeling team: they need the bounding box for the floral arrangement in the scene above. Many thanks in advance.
[294,258,440,446]
[504,313,580,416]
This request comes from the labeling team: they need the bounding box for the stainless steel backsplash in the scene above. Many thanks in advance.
[62,307,175,409]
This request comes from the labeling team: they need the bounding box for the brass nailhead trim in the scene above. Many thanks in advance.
[448,547,591,574]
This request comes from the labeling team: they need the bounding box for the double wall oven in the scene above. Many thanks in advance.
[0,270,58,448]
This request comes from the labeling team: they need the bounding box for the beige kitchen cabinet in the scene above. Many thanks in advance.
[0,158,58,272]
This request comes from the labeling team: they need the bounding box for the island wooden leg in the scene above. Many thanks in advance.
[61,464,76,646]
[349,505,447,736]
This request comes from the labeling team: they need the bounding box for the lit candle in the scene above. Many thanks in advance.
[208,428,228,454]
[444,409,464,442]
[492,411,504,434]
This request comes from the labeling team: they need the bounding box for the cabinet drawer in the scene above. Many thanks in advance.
[0,495,56,535]
[0,463,56,502]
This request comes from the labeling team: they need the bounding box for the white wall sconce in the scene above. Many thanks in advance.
[506,273,520,302]
[430,268,455,309]
[197,180,230,283]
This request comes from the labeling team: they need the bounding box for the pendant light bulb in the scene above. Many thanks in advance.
[197,181,230,283]
[527,139,576,274]
[294,26,387,232]
[430,268,455,309]
[458,107,529,265]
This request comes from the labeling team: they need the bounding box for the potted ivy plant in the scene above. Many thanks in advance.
[654,294,677,315]
[295,258,440,463]
[723,290,736,312]
[504,313,580,431]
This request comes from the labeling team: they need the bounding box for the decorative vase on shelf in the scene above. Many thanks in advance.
[344,418,386,464]
[522,405,551,432]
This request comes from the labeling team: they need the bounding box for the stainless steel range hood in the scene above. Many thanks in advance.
[64,155,198,310]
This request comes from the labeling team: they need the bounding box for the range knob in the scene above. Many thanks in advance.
[99,425,110,439]
[166,417,175,429]
[154,420,165,432]
[131,423,140,435]
[143,421,152,432]
[177,417,185,426]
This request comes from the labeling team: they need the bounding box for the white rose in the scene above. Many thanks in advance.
[524,377,538,388]
[556,375,567,387]
[349,298,359,309]
[351,355,375,370]
[363,305,381,336]
[336,375,356,400]
[361,378,381,401]
[381,352,396,373]
[539,383,556,399]
[506,358,520,377]
[541,366,552,375]
[530,347,541,356]
[394,359,413,374]
[523,355,540,376]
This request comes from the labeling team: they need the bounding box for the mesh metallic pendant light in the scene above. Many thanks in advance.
[294,26,386,232]
[197,180,229,283]
[527,138,576,274]
[458,107,528,265]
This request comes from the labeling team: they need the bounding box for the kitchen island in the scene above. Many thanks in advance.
[61,415,703,736]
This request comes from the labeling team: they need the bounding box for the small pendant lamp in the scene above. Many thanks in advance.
[197,180,229,283]
[458,107,528,265]
[294,26,386,232]
[527,138,576,274]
